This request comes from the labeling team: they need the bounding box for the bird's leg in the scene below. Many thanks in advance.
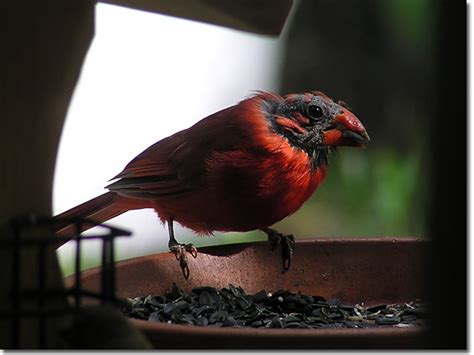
[261,227,295,271]
[167,219,197,279]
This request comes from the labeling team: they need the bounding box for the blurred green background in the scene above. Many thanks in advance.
[59,0,435,275]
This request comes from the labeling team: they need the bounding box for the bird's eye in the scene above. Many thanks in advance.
[307,105,323,120]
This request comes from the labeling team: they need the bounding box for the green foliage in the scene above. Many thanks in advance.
[381,0,433,48]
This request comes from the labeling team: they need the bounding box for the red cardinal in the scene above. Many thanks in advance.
[55,91,369,278]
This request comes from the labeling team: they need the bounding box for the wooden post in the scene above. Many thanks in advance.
[0,0,95,348]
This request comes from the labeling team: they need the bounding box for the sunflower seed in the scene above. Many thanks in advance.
[121,284,426,330]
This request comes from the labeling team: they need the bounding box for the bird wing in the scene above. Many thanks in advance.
[106,105,244,199]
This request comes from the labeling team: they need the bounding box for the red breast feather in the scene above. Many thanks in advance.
[150,93,327,234]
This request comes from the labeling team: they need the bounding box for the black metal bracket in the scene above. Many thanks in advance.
[0,214,132,349]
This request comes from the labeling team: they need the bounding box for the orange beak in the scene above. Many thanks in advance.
[322,108,370,147]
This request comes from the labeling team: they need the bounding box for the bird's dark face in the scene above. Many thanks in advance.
[264,91,370,166]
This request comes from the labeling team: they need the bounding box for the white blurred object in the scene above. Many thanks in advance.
[54,3,284,270]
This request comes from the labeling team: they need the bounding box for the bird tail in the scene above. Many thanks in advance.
[54,192,127,247]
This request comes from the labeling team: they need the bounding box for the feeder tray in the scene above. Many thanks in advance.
[66,237,428,349]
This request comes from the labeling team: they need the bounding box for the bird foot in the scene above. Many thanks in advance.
[169,242,198,279]
[263,228,295,271]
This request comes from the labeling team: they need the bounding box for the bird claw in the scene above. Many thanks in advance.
[169,243,198,279]
[186,244,198,258]
[265,228,295,272]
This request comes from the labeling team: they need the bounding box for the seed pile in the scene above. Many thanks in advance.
[121,283,427,329]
